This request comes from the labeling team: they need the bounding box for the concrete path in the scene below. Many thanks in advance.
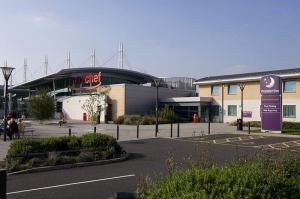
[0,119,299,161]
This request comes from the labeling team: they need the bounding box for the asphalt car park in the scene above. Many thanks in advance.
[6,134,300,199]
[179,134,300,152]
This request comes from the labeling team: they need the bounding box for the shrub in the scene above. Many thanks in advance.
[27,88,55,121]
[124,115,141,125]
[8,138,41,155]
[114,114,190,125]
[282,122,300,131]
[6,133,123,172]
[159,107,175,122]
[114,115,125,124]
[139,156,300,199]
[140,115,155,125]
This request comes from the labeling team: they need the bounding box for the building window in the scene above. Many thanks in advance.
[228,105,237,116]
[211,85,219,96]
[228,84,237,95]
[283,81,296,93]
[283,105,296,118]
[211,105,220,117]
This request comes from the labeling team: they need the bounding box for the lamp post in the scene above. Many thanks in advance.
[154,78,161,137]
[238,83,246,131]
[0,65,15,141]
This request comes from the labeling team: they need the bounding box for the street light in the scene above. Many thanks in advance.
[153,78,161,137]
[0,65,15,141]
[238,82,246,131]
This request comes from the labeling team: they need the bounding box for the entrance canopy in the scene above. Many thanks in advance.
[160,97,212,121]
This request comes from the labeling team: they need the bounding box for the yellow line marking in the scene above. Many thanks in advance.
[282,143,290,148]
[268,145,275,149]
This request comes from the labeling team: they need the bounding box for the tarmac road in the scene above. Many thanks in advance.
[6,135,300,199]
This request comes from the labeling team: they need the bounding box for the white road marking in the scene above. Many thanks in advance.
[7,174,135,195]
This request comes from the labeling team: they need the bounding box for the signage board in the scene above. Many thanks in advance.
[260,75,282,132]
[243,111,252,118]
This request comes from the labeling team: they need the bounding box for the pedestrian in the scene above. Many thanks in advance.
[9,118,18,140]
[17,118,25,138]
[58,112,65,127]
[7,118,13,140]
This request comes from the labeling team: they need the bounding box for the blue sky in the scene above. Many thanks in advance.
[0,0,300,84]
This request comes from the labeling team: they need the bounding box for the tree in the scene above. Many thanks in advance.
[81,94,106,125]
[82,86,110,125]
[27,89,55,121]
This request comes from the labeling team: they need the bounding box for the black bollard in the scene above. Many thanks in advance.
[170,123,173,138]
[0,169,6,199]
[68,128,71,136]
[137,125,139,139]
[117,125,119,140]
[248,122,250,135]
[177,123,180,138]
[94,126,96,133]
[208,120,211,135]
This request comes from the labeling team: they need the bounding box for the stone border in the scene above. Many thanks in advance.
[8,153,128,176]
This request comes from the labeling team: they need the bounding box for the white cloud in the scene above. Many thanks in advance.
[31,14,60,28]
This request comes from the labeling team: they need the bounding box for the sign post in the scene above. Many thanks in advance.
[260,75,282,133]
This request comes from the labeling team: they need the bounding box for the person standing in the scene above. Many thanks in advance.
[9,118,18,140]
[7,118,13,140]
[17,118,25,138]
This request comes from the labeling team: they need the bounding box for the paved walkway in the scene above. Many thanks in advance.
[0,119,299,161]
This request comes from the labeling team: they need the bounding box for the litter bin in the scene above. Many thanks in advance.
[83,113,87,121]
[237,119,243,131]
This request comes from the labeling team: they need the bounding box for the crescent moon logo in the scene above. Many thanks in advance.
[265,77,275,88]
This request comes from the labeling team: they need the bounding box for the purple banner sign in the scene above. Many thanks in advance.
[260,75,282,132]
[243,111,252,118]
[260,75,281,95]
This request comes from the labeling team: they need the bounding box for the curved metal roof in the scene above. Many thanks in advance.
[14,67,156,89]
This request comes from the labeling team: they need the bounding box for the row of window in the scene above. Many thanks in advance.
[211,81,296,96]
[226,105,296,118]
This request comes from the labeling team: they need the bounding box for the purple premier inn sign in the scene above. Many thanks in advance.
[260,75,282,132]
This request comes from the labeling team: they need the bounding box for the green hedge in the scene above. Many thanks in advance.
[230,121,300,131]
[6,134,123,172]
[139,156,300,199]
[114,115,190,125]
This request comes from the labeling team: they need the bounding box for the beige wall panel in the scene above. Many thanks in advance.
[199,85,221,100]
[107,84,125,120]
[243,82,260,100]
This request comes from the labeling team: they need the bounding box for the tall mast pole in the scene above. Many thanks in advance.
[91,49,96,67]
[118,42,123,69]
[66,52,71,69]
[24,58,27,82]
[44,56,48,75]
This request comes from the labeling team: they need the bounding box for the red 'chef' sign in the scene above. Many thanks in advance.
[70,72,102,86]
[84,72,102,84]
